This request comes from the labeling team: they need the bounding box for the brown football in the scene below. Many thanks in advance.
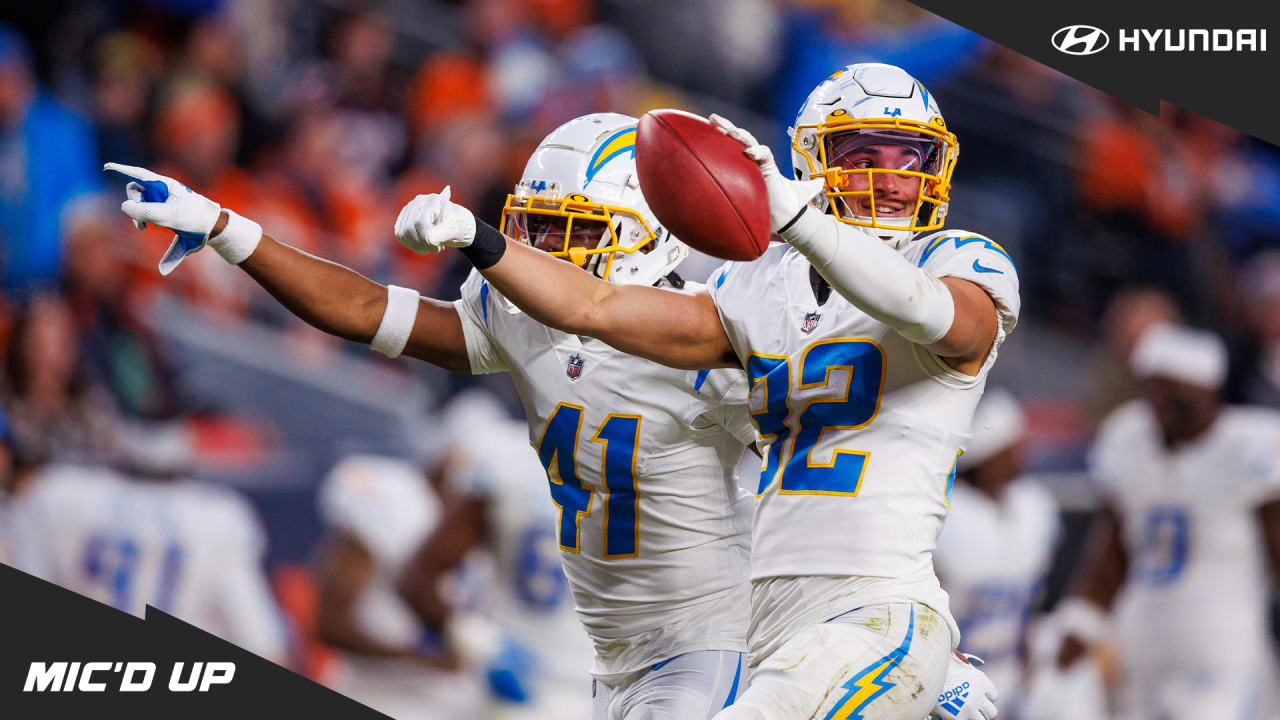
[635,109,770,261]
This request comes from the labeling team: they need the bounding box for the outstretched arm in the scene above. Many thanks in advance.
[391,192,738,370]
[105,164,470,372]
[230,217,469,371]
[481,238,736,370]
[781,207,998,374]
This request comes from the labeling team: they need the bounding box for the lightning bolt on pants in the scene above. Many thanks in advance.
[714,603,950,720]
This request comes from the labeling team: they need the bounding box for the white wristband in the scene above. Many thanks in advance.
[1055,597,1107,645]
[370,285,421,358]
[208,209,262,265]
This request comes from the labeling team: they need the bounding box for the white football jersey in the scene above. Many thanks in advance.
[934,479,1059,702]
[6,464,286,661]
[1091,402,1280,673]
[454,270,756,678]
[708,230,1020,659]
[318,455,483,720]
[450,420,595,689]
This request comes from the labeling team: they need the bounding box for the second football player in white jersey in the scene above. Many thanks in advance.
[105,113,755,718]
[1054,324,1280,719]
[392,63,1007,720]
[6,424,287,662]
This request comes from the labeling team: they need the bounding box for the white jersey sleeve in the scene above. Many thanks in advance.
[706,257,768,366]
[913,231,1020,336]
[453,269,509,375]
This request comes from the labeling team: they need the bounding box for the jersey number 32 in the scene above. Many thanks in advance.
[748,338,885,496]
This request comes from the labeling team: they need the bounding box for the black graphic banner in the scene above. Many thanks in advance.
[0,564,386,718]
[909,0,1280,146]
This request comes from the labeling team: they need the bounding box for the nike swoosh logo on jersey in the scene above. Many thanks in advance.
[972,258,1003,274]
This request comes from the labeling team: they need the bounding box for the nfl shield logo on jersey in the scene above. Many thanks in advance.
[567,354,585,380]
[801,312,822,334]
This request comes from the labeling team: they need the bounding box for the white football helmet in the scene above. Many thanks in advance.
[789,63,959,248]
[500,113,688,285]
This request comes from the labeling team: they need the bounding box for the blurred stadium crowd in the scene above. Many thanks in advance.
[0,0,1278,717]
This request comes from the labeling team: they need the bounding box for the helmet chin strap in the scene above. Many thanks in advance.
[854,215,915,249]
[836,196,917,249]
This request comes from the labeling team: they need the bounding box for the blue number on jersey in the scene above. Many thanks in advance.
[514,526,569,611]
[1135,506,1190,585]
[747,354,791,495]
[536,403,642,558]
[748,339,886,496]
[82,535,184,611]
[593,414,641,558]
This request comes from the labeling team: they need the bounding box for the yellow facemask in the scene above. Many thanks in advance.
[499,184,657,282]
[792,111,959,236]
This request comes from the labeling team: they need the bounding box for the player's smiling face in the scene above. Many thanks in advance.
[831,142,923,217]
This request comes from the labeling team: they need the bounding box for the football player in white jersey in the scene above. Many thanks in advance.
[1052,323,1280,720]
[398,391,595,719]
[388,63,1007,720]
[105,112,755,718]
[5,423,287,662]
[934,389,1060,717]
[316,452,483,720]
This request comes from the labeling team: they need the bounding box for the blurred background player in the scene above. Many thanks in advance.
[934,388,1060,718]
[1053,323,1280,719]
[105,111,757,718]
[399,391,595,719]
[5,420,287,662]
[316,443,483,719]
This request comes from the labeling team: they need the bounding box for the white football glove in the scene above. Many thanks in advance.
[708,113,826,234]
[932,653,999,720]
[104,162,261,274]
[394,185,477,255]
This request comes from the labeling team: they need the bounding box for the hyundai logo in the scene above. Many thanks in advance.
[1052,25,1110,55]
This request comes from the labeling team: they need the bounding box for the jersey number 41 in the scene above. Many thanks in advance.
[537,404,640,559]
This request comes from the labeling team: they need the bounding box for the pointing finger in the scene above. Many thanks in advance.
[103,162,163,184]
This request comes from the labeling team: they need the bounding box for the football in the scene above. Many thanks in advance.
[635,109,771,261]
